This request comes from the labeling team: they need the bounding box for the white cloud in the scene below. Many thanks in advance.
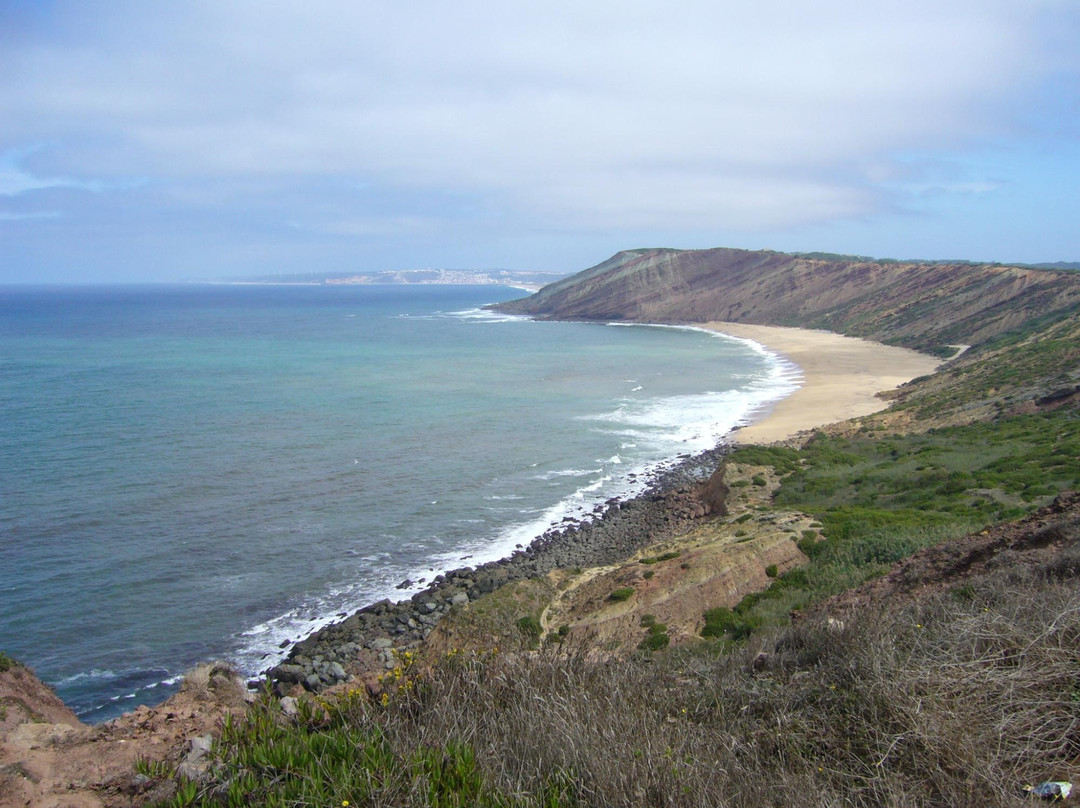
[0,0,1076,231]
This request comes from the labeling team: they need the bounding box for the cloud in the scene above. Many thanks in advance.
[0,0,1077,238]
[0,148,106,196]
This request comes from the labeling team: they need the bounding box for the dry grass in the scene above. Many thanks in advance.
[172,557,1080,807]
[370,558,1080,807]
[177,661,252,709]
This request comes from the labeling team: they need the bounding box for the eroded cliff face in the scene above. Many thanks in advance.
[495,248,1080,352]
[0,661,251,808]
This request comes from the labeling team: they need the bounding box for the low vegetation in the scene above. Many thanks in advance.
[704,410,1080,636]
[515,615,542,648]
[429,578,556,654]
[146,560,1080,807]
[0,651,19,673]
[639,551,680,565]
[892,315,1080,420]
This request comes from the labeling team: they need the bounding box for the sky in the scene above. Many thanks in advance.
[1,1,1079,284]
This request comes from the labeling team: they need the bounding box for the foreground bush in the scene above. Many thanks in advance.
[151,556,1080,807]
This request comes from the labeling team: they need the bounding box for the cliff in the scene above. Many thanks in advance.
[494,247,1080,353]
[0,660,252,807]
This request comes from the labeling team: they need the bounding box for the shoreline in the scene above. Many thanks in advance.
[50,317,944,713]
[701,321,943,444]
[264,321,942,693]
[265,445,730,692]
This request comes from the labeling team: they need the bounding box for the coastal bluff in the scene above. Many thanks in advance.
[492,247,1080,352]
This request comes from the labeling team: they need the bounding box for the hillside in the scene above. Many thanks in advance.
[494,247,1080,353]
[496,247,1080,425]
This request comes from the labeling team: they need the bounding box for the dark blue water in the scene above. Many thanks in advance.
[0,283,797,721]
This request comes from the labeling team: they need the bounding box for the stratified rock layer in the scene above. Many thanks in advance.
[495,248,1080,351]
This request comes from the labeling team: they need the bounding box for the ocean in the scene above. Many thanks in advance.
[0,283,799,722]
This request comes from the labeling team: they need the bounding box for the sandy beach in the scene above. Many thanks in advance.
[700,321,943,444]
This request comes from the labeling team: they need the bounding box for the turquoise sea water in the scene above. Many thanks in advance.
[0,283,798,721]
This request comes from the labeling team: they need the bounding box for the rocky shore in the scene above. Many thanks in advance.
[266,446,731,693]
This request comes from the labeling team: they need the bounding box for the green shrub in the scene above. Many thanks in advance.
[639,614,657,627]
[641,551,681,565]
[701,607,737,638]
[0,651,17,672]
[609,587,635,602]
[516,615,542,640]
[751,475,767,487]
[157,690,543,808]
[545,625,571,644]
[734,591,762,615]
[765,564,779,578]
[642,570,655,579]
[734,513,753,523]
[702,605,759,641]
[951,583,977,602]
[728,445,801,474]
[797,535,825,557]
[778,568,810,588]
[638,632,670,652]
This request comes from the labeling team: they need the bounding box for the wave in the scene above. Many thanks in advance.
[405,325,801,579]
[531,467,603,480]
[445,307,532,324]
[58,665,181,722]
[222,319,802,680]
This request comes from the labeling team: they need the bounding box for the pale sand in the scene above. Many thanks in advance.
[699,321,943,444]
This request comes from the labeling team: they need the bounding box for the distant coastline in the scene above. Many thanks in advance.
[215,268,567,290]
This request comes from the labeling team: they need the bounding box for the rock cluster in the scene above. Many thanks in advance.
[266,448,728,693]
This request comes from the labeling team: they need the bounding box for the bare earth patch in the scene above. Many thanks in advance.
[0,663,251,808]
